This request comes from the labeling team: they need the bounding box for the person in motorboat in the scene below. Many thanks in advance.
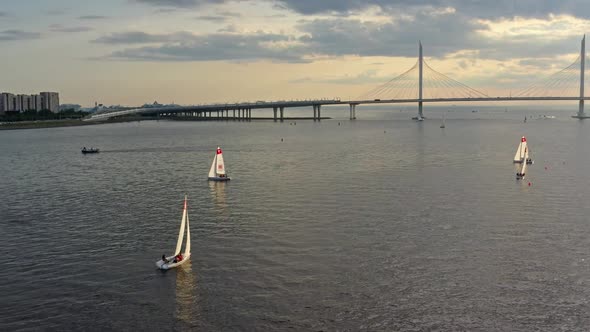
[82,147,87,151]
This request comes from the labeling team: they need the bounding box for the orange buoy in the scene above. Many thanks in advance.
[528,182,531,186]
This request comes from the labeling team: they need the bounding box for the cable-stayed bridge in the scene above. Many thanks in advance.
[87,36,590,121]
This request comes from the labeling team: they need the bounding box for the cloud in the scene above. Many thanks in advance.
[44,8,67,16]
[95,30,308,62]
[290,70,387,85]
[92,31,194,44]
[49,24,93,33]
[79,15,108,20]
[195,15,228,22]
[216,10,241,17]
[0,30,41,41]
[274,0,590,19]
[133,0,227,8]
[295,12,485,59]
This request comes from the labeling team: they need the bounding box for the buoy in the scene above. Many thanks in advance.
[545,166,547,170]
[281,138,283,142]
[528,182,531,186]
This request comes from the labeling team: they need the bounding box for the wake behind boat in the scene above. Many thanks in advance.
[156,196,191,270]
[208,146,230,181]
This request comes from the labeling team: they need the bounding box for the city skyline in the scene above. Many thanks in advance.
[1,1,590,106]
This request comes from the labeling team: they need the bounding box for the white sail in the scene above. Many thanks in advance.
[174,197,187,255]
[208,153,217,178]
[216,151,226,175]
[513,137,527,163]
[184,211,191,255]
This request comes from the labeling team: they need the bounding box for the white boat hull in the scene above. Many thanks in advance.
[156,253,191,270]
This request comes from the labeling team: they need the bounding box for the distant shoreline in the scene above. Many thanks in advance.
[0,116,333,130]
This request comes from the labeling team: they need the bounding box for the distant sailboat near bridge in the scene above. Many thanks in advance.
[86,36,590,122]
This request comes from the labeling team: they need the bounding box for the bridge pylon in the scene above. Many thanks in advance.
[418,41,424,120]
[574,35,589,119]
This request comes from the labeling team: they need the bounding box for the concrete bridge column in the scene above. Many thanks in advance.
[317,105,321,121]
[248,108,252,121]
[280,107,284,122]
[349,104,357,120]
[273,107,277,122]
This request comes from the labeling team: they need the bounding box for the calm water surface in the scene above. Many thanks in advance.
[1,108,590,331]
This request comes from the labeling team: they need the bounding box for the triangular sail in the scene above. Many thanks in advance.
[208,154,217,178]
[185,211,191,255]
[215,147,226,175]
[513,137,527,162]
[174,197,187,255]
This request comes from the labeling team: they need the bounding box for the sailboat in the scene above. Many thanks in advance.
[208,146,230,181]
[156,196,191,270]
[516,159,527,180]
[513,136,528,163]
[440,112,446,128]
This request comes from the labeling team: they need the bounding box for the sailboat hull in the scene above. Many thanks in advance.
[208,177,231,182]
[156,253,191,270]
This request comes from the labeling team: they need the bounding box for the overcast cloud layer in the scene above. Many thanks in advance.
[1,0,589,104]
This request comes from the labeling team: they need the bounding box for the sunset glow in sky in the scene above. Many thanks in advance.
[0,1,588,106]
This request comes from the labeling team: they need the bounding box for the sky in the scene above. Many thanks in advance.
[0,0,589,106]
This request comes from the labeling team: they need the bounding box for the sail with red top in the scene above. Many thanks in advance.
[513,136,528,163]
[208,146,230,180]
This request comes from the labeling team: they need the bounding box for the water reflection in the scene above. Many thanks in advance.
[208,181,228,212]
[174,262,198,327]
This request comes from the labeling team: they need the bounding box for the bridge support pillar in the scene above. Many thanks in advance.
[313,105,317,121]
[317,105,321,121]
[249,108,252,121]
[418,101,423,119]
[349,104,356,120]
[280,107,284,122]
[273,107,277,122]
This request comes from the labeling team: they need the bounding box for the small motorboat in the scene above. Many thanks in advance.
[81,147,100,154]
